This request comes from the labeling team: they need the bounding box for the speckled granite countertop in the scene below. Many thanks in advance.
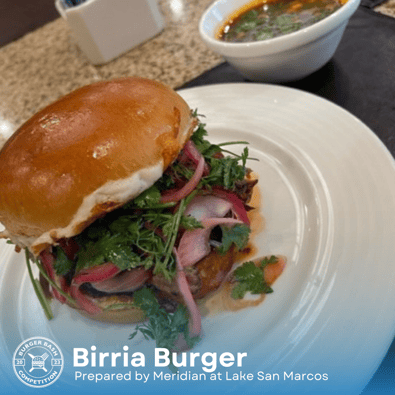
[0,0,394,144]
[0,0,223,141]
[375,0,395,16]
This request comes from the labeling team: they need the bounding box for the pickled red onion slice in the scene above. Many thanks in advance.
[161,156,205,203]
[212,188,250,225]
[184,195,233,221]
[40,250,67,303]
[72,262,121,285]
[91,267,150,293]
[71,262,122,314]
[183,140,210,175]
[69,284,103,315]
[174,249,201,337]
[177,217,242,267]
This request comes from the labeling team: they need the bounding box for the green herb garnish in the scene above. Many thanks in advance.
[71,191,201,281]
[191,122,254,190]
[217,224,250,255]
[130,288,200,353]
[34,256,78,307]
[132,185,162,208]
[53,247,74,276]
[231,256,278,299]
[25,249,53,320]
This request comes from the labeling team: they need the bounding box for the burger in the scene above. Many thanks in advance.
[0,77,258,344]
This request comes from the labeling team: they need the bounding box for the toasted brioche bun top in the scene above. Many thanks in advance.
[0,77,197,255]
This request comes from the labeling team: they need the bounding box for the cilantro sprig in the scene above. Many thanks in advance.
[53,247,74,276]
[189,121,257,190]
[217,224,250,255]
[231,256,277,299]
[130,288,200,356]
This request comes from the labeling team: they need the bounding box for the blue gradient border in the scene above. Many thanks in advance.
[2,340,391,395]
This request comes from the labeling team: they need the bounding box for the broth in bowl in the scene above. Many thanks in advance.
[217,0,346,43]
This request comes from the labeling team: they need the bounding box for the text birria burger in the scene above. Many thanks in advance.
[73,347,329,383]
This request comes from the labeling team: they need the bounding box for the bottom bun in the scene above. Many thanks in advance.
[74,295,146,324]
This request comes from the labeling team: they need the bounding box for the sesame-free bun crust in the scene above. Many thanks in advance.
[0,77,196,255]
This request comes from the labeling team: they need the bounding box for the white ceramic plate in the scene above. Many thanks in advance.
[1,83,395,395]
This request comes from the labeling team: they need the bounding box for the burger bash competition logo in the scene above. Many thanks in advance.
[13,336,64,388]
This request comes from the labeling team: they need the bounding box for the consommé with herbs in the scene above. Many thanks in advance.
[217,0,346,43]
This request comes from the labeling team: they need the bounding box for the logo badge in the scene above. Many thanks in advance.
[13,336,64,388]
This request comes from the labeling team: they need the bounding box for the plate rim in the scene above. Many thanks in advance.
[1,82,395,395]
